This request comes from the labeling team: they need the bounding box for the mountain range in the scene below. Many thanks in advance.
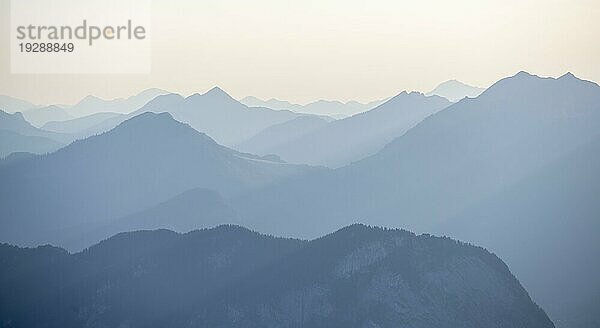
[6,89,169,128]
[0,224,554,328]
[47,87,324,148]
[0,95,39,113]
[0,112,313,250]
[42,112,125,135]
[0,71,598,328]
[64,88,169,118]
[0,110,70,158]
[238,92,451,167]
[130,87,313,147]
[241,96,387,118]
[230,72,600,326]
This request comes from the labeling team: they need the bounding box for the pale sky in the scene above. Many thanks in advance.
[1,0,599,105]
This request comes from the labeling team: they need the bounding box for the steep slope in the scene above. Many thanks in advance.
[235,72,600,236]
[0,112,311,249]
[231,72,600,326]
[0,225,554,328]
[444,136,600,328]
[426,79,485,102]
[236,115,330,156]
[133,87,303,146]
[77,88,307,147]
[264,92,451,167]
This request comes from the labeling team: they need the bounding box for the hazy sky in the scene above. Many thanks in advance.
[1,0,599,105]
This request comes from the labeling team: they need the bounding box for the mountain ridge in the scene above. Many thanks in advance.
[0,224,554,328]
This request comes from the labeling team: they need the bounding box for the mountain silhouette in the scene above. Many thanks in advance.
[22,105,72,127]
[64,88,169,118]
[254,91,451,167]
[0,95,39,113]
[0,224,553,328]
[231,72,600,325]
[241,96,386,118]
[0,112,311,250]
[74,87,314,147]
[42,112,124,135]
[0,130,63,158]
[0,110,69,156]
[132,87,310,146]
[0,110,68,141]
[426,79,485,102]
[444,135,600,327]
[62,188,238,249]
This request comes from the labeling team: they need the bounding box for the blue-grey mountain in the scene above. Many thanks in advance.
[249,92,451,167]
[64,88,169,118]
[236,115,330,156]
[231,72,600,327]
[0,112,311,250]
[0,224,553,328]
[42,112,124,135]
[241,96,386,118]
[0,110,69,157]
[426,80,485,102]
[0,95,39,114]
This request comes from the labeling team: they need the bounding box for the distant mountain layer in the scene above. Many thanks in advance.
[444,135,600,328]
[0,112,313,250]
[0,95,39,114]
[12,89,168,128]
[134,87,311,146]
[426,80,485,102]
[42,112,124,135]
[231,72,600,327]
[247,92,451,167]
[0,130,63,158]
[63,188,238,248]
[241,96,386,118]
[64,88,169,118]
[236,115,330,156]
[0,224,554,328]
[63,87,315,148]
[0,110,69,157]
[22,105,72,127]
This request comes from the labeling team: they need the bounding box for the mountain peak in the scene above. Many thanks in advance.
[204,86,231,98]
[513,71,538,79]
[133,111,173,121]
[559,71,576,80]
[112,112,182,134]
[77,95,103,105]
[482,70,599,100]
[427,80,485,102]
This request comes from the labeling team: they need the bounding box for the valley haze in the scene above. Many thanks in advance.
[1,71,599,328]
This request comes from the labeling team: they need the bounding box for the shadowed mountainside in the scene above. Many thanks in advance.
[0,224,554,328]
[0,112,313,250]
